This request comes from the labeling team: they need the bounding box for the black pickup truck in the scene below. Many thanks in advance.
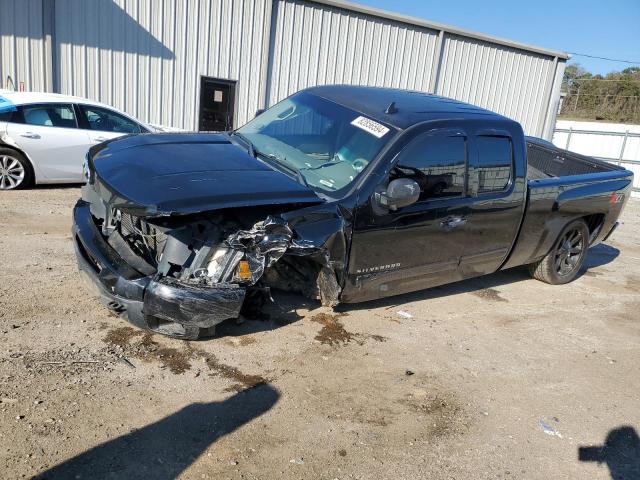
[73,85,633,339]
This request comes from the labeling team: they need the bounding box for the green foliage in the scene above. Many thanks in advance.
[559,63,640,123]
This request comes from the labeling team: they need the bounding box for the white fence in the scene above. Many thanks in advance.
[553,120,640,198]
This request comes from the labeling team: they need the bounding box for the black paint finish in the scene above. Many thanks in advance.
[88,133,322,216]
[75,85,634,328]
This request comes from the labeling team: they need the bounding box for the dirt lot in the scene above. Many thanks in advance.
[0,187,639,480]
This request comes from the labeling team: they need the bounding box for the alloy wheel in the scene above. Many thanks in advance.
[0,155,25,190]
[554,227,584,276]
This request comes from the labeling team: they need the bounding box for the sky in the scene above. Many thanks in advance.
[355,0,640,75]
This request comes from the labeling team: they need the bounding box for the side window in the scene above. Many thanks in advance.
[0,110,14,122]
[79,105,141,133]
[391,132,467,200]
[21,104,77,128]
[476,136,513,193]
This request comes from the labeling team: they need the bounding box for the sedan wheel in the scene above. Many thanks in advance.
[0,154,26,190]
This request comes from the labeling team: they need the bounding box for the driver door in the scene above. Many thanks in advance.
[344,129,472,303]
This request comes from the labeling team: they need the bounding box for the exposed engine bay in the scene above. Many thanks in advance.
[78,185,345,339]
[111,207,340,300]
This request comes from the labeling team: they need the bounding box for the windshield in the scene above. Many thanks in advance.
[236,92,395,194]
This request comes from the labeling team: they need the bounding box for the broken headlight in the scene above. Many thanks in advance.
[206,248,261,284]
[206,247,243,283]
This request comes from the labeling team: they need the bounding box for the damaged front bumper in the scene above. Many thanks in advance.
[72,200,245,339]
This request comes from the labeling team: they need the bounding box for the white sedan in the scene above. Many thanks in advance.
[0,91,155,190]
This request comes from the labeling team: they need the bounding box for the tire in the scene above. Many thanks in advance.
[528,219,589,285]
[0,148,34,190]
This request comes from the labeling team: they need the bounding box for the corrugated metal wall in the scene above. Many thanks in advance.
[435,34,557,135]
[54,0,272,129]
[268,0,564,137]
[0,0,50,92]
[0,0,566,136]
[267,0,440,106]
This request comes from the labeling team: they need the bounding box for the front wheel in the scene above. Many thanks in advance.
[528,219,589,285]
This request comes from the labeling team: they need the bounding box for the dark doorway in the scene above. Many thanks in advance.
[198,77,236,131]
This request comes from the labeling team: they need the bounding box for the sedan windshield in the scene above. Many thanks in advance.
[236,92,395,194]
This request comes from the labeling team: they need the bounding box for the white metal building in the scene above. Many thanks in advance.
[0,0,569,138]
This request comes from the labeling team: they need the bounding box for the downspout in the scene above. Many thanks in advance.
[42,0,57,93]
[260,0,279,112]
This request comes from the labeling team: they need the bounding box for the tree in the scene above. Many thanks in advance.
[562,63,590,90]
[559,63,640,123]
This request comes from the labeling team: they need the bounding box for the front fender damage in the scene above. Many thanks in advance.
[215,208,346,308]
[127,203,349,337]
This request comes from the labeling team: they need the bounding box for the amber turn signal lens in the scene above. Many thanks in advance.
[237,260,252,281]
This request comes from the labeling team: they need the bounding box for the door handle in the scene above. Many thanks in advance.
[20,132,41,139]
[93,136,109,142]
[440,216,467,230]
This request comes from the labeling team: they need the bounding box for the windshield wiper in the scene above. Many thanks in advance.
[258,152,310,188]
[228,134,310,188]
[305,154,345,171]
[229,131,255,157]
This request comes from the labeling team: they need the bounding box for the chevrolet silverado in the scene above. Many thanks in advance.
[73,86,633,339]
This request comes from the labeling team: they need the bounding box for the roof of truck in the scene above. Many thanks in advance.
[305,84,515,130]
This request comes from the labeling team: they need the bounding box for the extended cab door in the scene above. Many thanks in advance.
[458,131,526,278]
[343,128,473,303]
[5,103,90,181]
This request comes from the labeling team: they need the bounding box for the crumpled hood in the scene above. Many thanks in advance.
[89,133,322,216]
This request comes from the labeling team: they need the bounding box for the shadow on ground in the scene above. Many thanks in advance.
[34,384,279,480]
[583,243,620,269]
[579,425,640,480]
[216,243,621,334]
[216,290,318,337]
[339,243,620,312]
[32,183,82,190]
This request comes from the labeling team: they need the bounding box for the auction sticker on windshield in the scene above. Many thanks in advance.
[351,116,389,138]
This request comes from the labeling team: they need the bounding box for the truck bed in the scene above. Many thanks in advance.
[525,137,622,180]
[502,137,634,271]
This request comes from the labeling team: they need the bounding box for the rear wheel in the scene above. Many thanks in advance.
[0,148,33,190]
[528,219,589,285]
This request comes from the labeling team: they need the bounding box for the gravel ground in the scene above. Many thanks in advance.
[0,186,638,480]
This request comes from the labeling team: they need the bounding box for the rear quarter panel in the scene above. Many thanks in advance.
[502,171,633,269]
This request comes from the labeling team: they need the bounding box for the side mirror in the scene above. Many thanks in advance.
[255,108,265,118]
[375,178,420,211]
